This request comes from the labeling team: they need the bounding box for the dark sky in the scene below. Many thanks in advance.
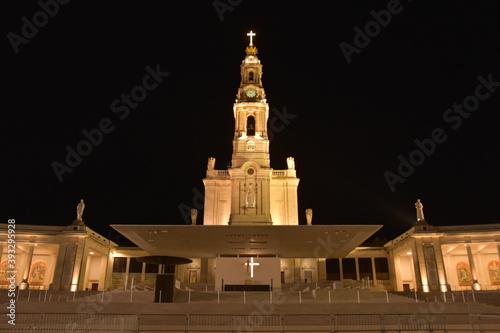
[2,1,499,245]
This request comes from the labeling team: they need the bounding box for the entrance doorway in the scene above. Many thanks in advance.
[304,271,313,283]
[189,271,198,283]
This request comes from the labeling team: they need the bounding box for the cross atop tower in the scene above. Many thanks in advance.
[247,30,256,46]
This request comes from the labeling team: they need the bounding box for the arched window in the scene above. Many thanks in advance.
[247,116,255,136]
[248,71,254,81]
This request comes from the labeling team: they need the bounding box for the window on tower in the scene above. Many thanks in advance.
[248,71,254,81]
[247,116,255,136]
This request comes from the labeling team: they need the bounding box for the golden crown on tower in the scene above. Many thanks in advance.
[245,45,258,54]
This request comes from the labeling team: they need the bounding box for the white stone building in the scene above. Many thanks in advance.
[1,33,498,293]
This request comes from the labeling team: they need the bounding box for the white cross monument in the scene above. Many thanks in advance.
[244,257,260,278]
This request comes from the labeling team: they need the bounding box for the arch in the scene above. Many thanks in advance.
[248,71,254,81]
[247,116,255,136]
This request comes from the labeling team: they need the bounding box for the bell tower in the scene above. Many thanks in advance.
[232,31,270,169]
[202,31,300,226]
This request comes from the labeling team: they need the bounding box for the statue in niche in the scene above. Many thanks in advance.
[287,157,295,170]
[76,199,85,220]
[190,209,198,225]
[207,157,216,170]
[246,184,256,208]
[306,208,313,225]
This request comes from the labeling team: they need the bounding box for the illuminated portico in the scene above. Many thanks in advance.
[386,200,500,292]
[0,222,116,291]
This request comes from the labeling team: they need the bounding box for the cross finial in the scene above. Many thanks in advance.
[247,31,256,46]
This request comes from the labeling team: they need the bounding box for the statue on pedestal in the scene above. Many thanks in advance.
[306,208,313,225]
[415,199,425,222]
[76,199,85,221]
[207,157,216,170]
[190,209,198,225]
[286,157,295,170]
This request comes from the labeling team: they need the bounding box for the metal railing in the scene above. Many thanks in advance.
[2,313,500,332]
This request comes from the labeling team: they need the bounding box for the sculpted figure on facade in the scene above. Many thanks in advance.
[306,208,313,225]
[190,209,198,225]
[207,157,216,170]
[415,199,425,222]
[246,184,256,208]
[76,199,85,221]
[287,157,295,170]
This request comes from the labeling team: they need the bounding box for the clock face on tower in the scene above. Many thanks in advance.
[245,89,256,98]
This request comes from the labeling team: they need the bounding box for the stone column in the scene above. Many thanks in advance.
[433,240,449,292]
[466,243,481,290]
[124,257,131,290]
[415,238,429,292]
[317,258,327,283]
[49,243,68,290]
[294,258,301,283]
[355,258,360,281]
[200,258,208,283]
[339,258,344,281]
[75,238,89,291]
[59,240,78,291]
[21,244,35,286]
[141,262,146,282]
[371,257,377,286]
[387,250,398,291]
[103,251,114,291]
[411,240,422,291]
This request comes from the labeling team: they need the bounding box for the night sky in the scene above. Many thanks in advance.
[2,1,499,245]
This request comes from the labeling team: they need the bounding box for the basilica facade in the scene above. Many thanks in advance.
[1,33,499,294]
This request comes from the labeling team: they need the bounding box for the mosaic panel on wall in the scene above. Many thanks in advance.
[488,260,500,285]
[456,261,472,286]
[28,260,46,285]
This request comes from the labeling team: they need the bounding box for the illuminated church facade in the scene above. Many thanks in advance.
[1,33,499,294]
